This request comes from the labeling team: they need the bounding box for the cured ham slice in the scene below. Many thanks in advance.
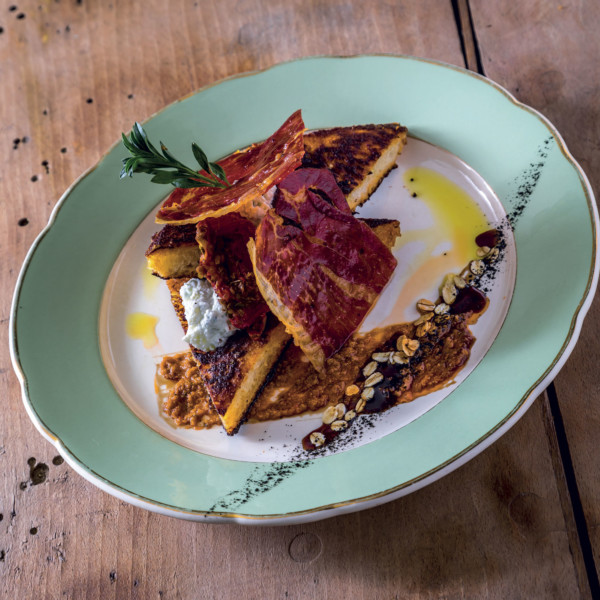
[196,213,269,336]
[248,168,397,370]
[156,110,305,225]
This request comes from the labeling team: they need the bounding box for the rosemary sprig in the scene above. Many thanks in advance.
[120,122,230,189]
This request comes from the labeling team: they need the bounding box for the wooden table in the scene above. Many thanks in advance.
[1,1,598,598]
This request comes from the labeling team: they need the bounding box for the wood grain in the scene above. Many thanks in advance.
[469,0,600,583]
[0,0,593,598]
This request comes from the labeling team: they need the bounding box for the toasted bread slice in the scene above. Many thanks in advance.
[166,219,399,435]
[166,278,290,435]
[302,123,407,212]
[146,224,199,279]
[192,319,290,435]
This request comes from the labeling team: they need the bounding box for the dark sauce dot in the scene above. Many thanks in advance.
[0,551,5,561]
[0,27,4,34]
[27,457,36,466]
[18,217,29,226]
[21,136,28,143]
[52,455,64,465]
[109,571,117,583]
[60,147,67,153]
[411,193,417,198]
[16,13,25,19]
[65,24,70,32]
[86,97,93,104]
[127,93,134,99]
[19,481,27,490]
[42,109,48,115]
[475,228,499,248]
[29,527,38,535]
[449,285,487,315]
[9,6,17,12]
[13,138,20,145]
[0,514,3,521]
[30,175,38,182]
[410,178,414,182]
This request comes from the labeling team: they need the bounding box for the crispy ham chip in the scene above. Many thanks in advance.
[156,110,305,225]
[196,213,269,336]
[248,168,397,370]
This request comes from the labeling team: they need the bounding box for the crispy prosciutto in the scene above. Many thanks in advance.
[156,110,305,225]
[196,213,269,336]
[248,168,397,370]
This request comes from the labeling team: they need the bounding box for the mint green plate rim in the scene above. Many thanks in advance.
[10,55,599,524]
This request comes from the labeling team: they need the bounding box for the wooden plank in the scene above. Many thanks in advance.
[453,0,482,72]
[0,398,582,599]
[469,0,600,589]
[0,0,585,598]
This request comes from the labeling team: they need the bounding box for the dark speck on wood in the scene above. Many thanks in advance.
[18,217,29,226]
[52,455,64,465]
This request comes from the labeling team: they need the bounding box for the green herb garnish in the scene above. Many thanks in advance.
[120,122,230,189]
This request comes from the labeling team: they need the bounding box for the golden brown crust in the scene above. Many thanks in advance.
[166,277,191,331]
[302,123,407,210]
[192,317,291,434]
[146,225,200,279]
[145,224,197,256]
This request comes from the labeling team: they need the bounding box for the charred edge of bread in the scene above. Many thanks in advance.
[166,277,191,332]
[191,318,291,435]
[145,224,197,255]
[195,336,294,436]
[146,224,199,279]
[302,123,407,212]
[349,162,398,211]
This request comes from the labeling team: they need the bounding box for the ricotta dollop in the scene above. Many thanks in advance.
[180,278,236,351]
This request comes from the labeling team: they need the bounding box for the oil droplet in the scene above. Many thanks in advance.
[126,313,159,349]
[404,167,490,261]
[382,167,491,323]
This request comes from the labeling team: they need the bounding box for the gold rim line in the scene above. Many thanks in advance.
[9,54,600,522]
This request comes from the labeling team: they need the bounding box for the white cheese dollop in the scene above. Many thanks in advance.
[180,278,236,351]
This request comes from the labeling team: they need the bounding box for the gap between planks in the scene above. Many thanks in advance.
[451,1,598,598]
